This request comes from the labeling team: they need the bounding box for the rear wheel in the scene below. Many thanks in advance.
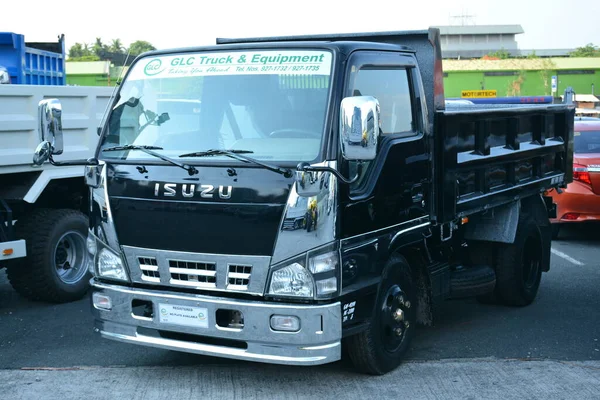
[345,254,416,375]
[494,215,543,306]
[551,224,561,240]
[6,209,91,303]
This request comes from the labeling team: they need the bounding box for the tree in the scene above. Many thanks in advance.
[68,42,98,61]
[67,38,156,62]
[128,40,156,56]
[507,70,526,96]
[93,37,108,58]
[109,39,124,54]
[68,43,84,58]
[484,48,511,60]
[538,59,556,96]
[526,50,538,59]
[569,43,600,57]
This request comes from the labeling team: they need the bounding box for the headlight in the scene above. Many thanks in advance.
[316,277,337,296]
[308,250,338,274]
[268,262,314,298]
[97,248,128,281]
[267,244,340,300]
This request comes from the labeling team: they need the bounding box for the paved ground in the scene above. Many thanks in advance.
[1,359,599,400]
[0,223,599,398]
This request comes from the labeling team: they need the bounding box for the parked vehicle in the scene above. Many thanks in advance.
[0,66,9,84]
[0,32,65,85]
[547,118,600,238]
[30,27,574,375]
[0,84,113,302]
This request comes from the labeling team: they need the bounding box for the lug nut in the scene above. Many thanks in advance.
[404,321,410,329]
[405,301,411,309]
[394,327,403,336]
[393,308,404,322]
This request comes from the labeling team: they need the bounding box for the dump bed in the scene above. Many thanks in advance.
[0,85,114,173]
[0,32,67,85]
[433,103,574,224]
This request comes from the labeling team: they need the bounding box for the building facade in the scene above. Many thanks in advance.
[443,58,600,98]
[435,24,573,59]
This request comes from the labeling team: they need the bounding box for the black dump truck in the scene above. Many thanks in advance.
[31,28,574,375]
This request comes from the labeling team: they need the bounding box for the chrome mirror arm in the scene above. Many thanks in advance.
[296,162,362,185]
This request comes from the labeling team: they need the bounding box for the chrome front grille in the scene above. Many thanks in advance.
[138,257,160,282]
[169,260,217,288]
[227,264,252,290]
[122,245,270,295]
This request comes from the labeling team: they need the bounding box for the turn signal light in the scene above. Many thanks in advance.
[562,213,580,220]
[2,249,13,256]
[270,315,300,332]
[573,164,592,186]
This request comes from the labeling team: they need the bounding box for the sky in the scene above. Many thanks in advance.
[3,0,598,54]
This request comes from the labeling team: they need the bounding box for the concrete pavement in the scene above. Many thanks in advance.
[1,358,599,400]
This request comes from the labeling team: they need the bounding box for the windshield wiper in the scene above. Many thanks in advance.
[179,149,292,178]
[103,144,163,151]
[179,149,254,157]
[103,145,198,175]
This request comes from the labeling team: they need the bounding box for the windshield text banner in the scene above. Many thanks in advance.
[128,50,333,80]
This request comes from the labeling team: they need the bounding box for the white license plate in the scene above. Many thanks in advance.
[158,303,208,328]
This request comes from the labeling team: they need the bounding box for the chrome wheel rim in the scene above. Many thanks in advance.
[53,231,88,284]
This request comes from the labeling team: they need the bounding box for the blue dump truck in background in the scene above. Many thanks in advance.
[0,32,66,85]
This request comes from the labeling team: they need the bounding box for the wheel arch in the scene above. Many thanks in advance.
[7,173,90,219]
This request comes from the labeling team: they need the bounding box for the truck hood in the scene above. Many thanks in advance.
[105,164,291,256]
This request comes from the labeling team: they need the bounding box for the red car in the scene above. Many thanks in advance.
[548,118,600,238]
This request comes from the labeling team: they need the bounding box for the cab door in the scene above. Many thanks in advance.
[340,50,431,238]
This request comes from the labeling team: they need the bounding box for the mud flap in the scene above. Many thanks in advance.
[464,201,519,244]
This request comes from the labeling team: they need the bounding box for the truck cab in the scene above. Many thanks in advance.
[30,28,574,375]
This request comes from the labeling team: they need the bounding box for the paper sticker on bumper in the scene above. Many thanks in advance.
[158,303,208,328]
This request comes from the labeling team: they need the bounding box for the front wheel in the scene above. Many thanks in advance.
[344,254,416,375]
[7,209,91,303]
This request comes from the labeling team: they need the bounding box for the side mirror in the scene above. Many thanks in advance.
[340,96,379,161]
[38,99,63,155]
[32,98,97,167]
[85,164,104,188]
[295,167,325,197]
[33,141,52,166]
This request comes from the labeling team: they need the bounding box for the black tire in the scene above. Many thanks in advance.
[551,224,561,240]
[450,265,496,299]
[6,208,91,303]
[464,241,500,304]
[494,215,543,307]
[345,254,416,375]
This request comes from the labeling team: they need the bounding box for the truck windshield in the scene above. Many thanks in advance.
[99,49,333,164]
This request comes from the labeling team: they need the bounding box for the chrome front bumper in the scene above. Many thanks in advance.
[90,280,342,366]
